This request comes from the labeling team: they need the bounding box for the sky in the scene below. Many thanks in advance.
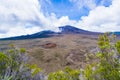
[0,0,120,38]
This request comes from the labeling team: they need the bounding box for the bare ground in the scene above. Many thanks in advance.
[0,34,98,73]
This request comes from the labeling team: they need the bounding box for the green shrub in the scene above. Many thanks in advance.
[0,45,45,80]
[48,67,80,80]
[83,33,120,80]
[0,76,12,80]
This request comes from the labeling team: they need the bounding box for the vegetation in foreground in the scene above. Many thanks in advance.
[0,33,120,80]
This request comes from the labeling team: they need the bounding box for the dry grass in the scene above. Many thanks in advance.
[0,34,98,73]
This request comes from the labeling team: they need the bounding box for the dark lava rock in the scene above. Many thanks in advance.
[41,43,57,49]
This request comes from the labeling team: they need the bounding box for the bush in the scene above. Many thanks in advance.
[48,67,80,80]
[0,45,45,80]
[83,33,120,80]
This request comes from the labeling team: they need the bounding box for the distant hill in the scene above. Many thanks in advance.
[59,25,101,35]
[0,30,56,40]
[0,25,106,40]
[111,32,120,35]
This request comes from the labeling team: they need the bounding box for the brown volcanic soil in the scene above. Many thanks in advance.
[0,34,98,73]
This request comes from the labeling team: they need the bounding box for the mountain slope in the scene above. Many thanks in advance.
[0,30,56,40]
[0,25,101,40]
[59,25,100,34]
[111,32,120,35]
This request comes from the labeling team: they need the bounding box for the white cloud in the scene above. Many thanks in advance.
[69,0,97,9]
[100,0,112,6]
[0,0,120,38]
[0,0,41,21]
[0,0,55,38]
[0,24,42,38]
[75,0,120,32]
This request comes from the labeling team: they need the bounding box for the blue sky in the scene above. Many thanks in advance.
[0,0,120,38]
[42,0,112,20]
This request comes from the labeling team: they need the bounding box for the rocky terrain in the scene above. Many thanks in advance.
[2,25,118,73]
[0,33,98,73]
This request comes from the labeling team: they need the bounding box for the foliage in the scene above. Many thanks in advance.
[48,67,80,80]
[0,75,12,80]
[0,45,45,80]
[26,64,42,76]
[83,33,120,80]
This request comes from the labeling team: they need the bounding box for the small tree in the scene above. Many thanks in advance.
[48,67,80,80]
[84,33,120,80]
[0,45,45,80]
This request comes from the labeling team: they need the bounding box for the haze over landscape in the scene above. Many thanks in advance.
[0,0,120,38]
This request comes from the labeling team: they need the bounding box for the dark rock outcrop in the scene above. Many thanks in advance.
[41,43,57,49]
